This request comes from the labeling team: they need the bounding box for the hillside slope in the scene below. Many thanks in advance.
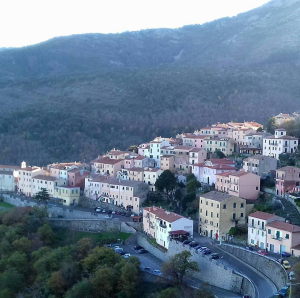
[0,0,300,165]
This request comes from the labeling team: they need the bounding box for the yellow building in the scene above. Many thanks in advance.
[54,186,80,206]
[199,191,246,241]
[203,137,235,156]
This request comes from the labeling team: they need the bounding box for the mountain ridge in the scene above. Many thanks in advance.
[0,0,300,165]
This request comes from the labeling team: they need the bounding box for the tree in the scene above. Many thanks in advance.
[158,287,180,298]
[91,267,117,298]
[46,271,67,297]
[186,179,201,194]
[267,117,276,134]
[257,126,263,132]
[186,173,197,183]
[161,251,199,284]
[34,188,50,202]
[0,269,24,294]
[119,262,139,296]
[155,170,177,196]
[65,279,93,298]
[38,224,55,245]
[215,150,225,159]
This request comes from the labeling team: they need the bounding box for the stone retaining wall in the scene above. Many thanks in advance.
[79,197,125,212]
[137,234,254,295]
[220,243,287,290]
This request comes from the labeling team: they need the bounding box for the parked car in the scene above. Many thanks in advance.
[112,211,116,214]
[258,250,268,256]
[144,267,151,272]
[116,250,125,255]
[120,212,126,216]
[202,249,212,255]
[106,210,112,214]
[182,240,192,245]
[95,207,102,213]
[123,254,131,258]
[153,269,162,276]
[189,241,199,248]
[138,249,148,254]
[281,252,291,258]
[105,215,112,219]
[102,209,106,213]
[134,245,143,250]
[210,253,220,259]
[282,260,291,270]
[114,246,121,250]
[116,212,121,215]
[198,246,208,252]
[289,271,295,281]
[245,246,254,251]
[195,245,205,250]
[278,286,289,296]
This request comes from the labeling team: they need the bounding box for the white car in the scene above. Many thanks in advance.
[114,246,121,250]
[289,271,295,281]
[95,208,102,212]
[105,215,112,219]
[112,211,116,214]
[123,254,131,258]
[153,269,162,276]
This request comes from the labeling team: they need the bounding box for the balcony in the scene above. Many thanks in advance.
[160,223,167,229]
[271,236,284,241]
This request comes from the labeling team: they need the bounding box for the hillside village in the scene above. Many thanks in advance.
[1,114,300,257]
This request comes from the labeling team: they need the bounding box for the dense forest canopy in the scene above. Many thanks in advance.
[0,0,300,165]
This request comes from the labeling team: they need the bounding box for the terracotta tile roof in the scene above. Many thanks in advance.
[144,206,186,223]
[190,148,204,152]
[277,166,300,172]
[248,211,280,220]
[108,150,127,155]
[144,168,161,172]
[174,146,193,150]
[21,167,42,172]
[291,244,300,250]
[93,158,124,165]
[134,156,147,160]
[127,167,144,172]
[184,135,206,139]
[216,172,231,177]
[34,175,57,181]
[192,163,236,171]
[209,159,235,164]
[267,221,300,233]
[161,155,174,158]
[229,171,250,177]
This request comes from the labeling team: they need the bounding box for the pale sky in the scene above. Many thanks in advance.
[0,0,270,48]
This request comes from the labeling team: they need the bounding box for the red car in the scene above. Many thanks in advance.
[116,212,121,215]
[258,250,268,256]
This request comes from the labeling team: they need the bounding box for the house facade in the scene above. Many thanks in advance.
[275,166,300,196]
[0,171,15,192]
[199,191,246,241]
[262,129,298,159]
[266,221,300,256]
[91,157,124,177]
[160,155,175,172]
[215,171,260,201]
[143,168,163,191]
[247,211,285,249]
[143,206,193,249]
[203,137,235,156]
[32,175,65,197]
[243,155,277,178]
[54,186,80,206]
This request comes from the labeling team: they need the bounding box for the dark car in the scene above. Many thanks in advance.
[189,241,199,248]
[182,240,192,245]
[138,249,148,254]
[210,253,220,259]
[195,245,205,250]
[281,252,291,258]
[134,245,143,250]
[246,246,254,251]
[116,212,121,215]
[116,250,125,255]
[106,210,112,214]
[120,212,126,216]
[144,267,151,272]
[202,249,212,255]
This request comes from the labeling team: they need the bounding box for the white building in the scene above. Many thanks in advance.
[32,175,65,197]
[243,155,277,178]
[192,159,236,185]
[263,129,298,159]
[145,137,170,168]
[143,206,193,249]
[18,162,46,197]
[0,171,15,192]
[248,211,284,249]
[143,168,163,191]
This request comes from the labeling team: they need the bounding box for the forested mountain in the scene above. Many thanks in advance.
[0,0,300,165]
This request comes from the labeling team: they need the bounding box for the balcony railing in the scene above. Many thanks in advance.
[160,223,167,229]
[271,236,284,241]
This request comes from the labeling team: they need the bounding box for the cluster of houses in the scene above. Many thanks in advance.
[0,117,300,254]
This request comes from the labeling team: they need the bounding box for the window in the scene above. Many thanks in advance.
[233,203,236,208]
[252,229,254,233]
[251,239,254,244]
[286,234,289,239]
[205,211,208,216]
[211,203,213,207]
[232,213,236,220]
[223,204,226,209]
[206,201,208,205]
[258,221,260,225]
[251,219,254,226]
[256,186,259,190]
[241,203,244,208]
[211,212,213,217]
[257,230,259,235]
[268,229,271,234]
[262,222,264,230]
[241,213,243,218]
[262,232,264,237]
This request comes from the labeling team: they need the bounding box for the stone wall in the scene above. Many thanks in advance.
[137,234,254,295]
[79,196,125,212]
[120,222,137,234]
[220,243,287,290]
[1,193,37,207]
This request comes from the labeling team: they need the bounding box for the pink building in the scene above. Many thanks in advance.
[182,134,206,148]
[266,221,300,256]
[215,171,260,201]
[275,166,300,196]
[189,148,207,165]
[67,167,91,188]
[91,157,124,177]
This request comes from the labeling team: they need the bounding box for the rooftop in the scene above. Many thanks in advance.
[93,157,124,165]
[174,146,193,151]
[248,211,281,221]
[267,221,300,233]
[244,155,276,161]
[277,166,300,172]
[144,206,186,223]
[34,175,57,181]
[134,156,147,160]
[200,191,237,202]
